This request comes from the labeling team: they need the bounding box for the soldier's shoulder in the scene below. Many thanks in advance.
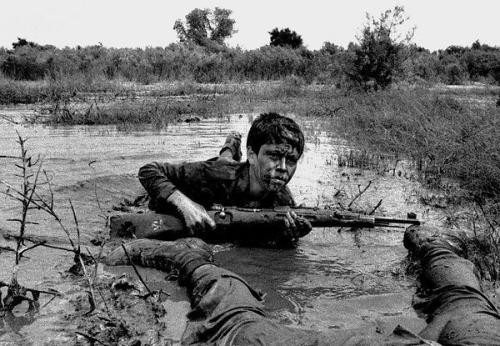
[203,158,247,180]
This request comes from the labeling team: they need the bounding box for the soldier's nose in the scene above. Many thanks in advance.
[278,157,287,170]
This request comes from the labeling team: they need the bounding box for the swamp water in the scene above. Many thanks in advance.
[0,109,443,344]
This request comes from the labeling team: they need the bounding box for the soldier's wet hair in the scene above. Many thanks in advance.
[247,113,305,157]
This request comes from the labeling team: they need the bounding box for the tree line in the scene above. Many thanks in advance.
[1,7,499,90]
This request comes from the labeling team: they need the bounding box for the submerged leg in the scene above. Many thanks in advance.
[105,238,430,345]
[404,225,500,345]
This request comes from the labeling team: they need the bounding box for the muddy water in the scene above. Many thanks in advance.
[0,106,438,343]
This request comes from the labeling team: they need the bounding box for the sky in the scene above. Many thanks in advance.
[1,0,499,51]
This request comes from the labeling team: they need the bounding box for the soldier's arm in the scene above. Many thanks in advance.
[138,161,185,205]
[138,161,215,234]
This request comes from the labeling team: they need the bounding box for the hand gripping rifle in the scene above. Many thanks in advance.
[110,205,421,241]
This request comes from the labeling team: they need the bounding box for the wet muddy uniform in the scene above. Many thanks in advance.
[138,131,294,212]
[108,228,500,345]
[139,159,295,212]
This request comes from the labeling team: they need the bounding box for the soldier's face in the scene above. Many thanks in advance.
[248,143,300,192]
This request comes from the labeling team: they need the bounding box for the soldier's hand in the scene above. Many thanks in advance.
[281,211,312,242]
[182,200,216,235]
[167,190,216,235]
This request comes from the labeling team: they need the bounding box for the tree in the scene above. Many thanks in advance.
[12,38,39,49]
[345,6,415,90]
[269,28,303,49]
[320,42,342,55]
[174,7,236,47]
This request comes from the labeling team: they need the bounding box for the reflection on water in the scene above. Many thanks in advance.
[0,108,434,338]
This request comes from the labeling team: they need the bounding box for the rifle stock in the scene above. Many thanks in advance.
[109,205,420,241]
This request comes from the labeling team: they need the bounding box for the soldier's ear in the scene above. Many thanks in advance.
[247,146,257,165]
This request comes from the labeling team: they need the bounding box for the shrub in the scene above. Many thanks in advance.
[445,63,467,85]
[344,6,415,90]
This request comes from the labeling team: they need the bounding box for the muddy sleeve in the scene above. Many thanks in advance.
[138,161,204,205]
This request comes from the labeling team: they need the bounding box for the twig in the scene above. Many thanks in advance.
[121,244,152,295]
[85,247,113,319]
[0,281,61,297]
[369,199,383,215]
[43,170,54,210]
[0,155,22,159]
[19,241,47,257]
[25,287,61,297]
[0,114,20,124]
[69,199,81,254]
[2,233,76,253]
[95,287,113,320]
[347,180,372,208]
[78,254,96,315]
[29,189,78,252]
[40,294,58,309]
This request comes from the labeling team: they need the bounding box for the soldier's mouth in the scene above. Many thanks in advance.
[270,177,286,185]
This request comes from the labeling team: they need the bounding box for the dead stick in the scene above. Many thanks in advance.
[2,234,76,253]
[369,199,383,215]
[69,199,81,254]
[348,181,372,208]
[26,287,61,296]
[121,244,152,295]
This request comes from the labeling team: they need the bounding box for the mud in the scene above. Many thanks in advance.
[0,106,495,344]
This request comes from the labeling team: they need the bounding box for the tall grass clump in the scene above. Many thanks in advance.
[45,95,235,126]
[332,88,500,201]
[0,74,124,105]
[0,78,46,104]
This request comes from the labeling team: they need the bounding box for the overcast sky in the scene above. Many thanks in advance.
[1,0,499,51]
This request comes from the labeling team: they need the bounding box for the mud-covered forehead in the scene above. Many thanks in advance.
[271,143,292,154]
[247,112,305,157]
[267,127,300,150]
[261,121,304,155]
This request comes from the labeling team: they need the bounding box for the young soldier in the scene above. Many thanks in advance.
[138,113,312,245]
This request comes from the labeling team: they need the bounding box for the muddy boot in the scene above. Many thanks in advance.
[105,238,214,281]
[219,131,242,161]
[403,225,456,257]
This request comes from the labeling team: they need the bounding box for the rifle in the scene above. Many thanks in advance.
[109,205,421,241]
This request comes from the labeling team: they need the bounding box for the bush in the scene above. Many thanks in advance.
[445,63,467,85]
[343,7,415,90]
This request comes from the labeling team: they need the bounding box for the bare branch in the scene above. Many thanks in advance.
[69,199,81,254]
[0,155,22,160]
[348,181,372,208]
[121,243,152,294]
[369,199,383,215]
[19,241,47,257]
